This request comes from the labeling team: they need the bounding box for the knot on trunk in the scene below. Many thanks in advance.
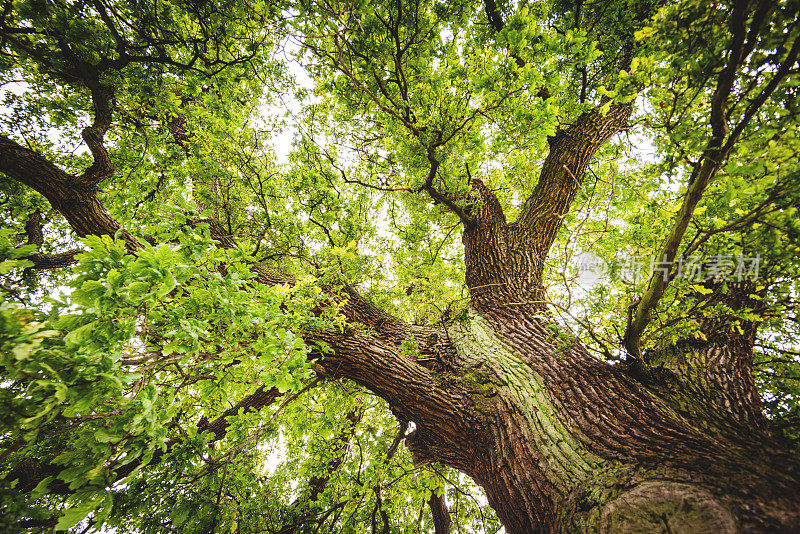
[601,481,735,533]
[405,425,436,467]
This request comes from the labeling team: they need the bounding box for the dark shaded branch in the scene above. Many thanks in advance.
[0,134,139,250]
[421,154,473,225]
[24,209,43,246]
[724,30,800,154]
[624,2,799,361]
[708,0,750,144]
[483,0,528,69]
[27,250,82,269]
[368,422,409,534]
[197,386,283,441]
[78,82,115,185]
[428,489,452,534]
[371,484,391,534]
[483,0,505,32]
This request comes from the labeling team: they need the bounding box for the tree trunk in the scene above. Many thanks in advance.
[309,242,800,533]
[434,306,800,533]
[308,158,800,531]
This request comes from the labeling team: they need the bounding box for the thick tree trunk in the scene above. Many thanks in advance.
[316,131,800,530]
[310,273,800,532]
[437,307,800,533]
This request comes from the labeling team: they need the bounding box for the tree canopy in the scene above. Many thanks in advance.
[1,0,800,532]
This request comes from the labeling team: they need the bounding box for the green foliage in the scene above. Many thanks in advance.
[1,0,799,531]
[0,221,329,529]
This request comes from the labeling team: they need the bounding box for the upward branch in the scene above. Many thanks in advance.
[78,81,115,186]
[624,1,800,362]
[517,103,633,261]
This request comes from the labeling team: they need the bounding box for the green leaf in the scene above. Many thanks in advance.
[691,285,713,295]
[94,429,122,443]
[55,497,103,530]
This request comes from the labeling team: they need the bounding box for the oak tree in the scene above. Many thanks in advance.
[1,0,800,532]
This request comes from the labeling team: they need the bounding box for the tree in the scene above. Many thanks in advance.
[1,0,800,531]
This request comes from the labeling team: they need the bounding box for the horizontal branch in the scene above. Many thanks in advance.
[0,134,139,250]
[27,250,82,269]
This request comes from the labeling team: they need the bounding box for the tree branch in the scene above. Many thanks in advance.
[516,103,632,257]
[483,0,505,32]
[428,489,452,534]
[624,2,799,362]
[26,250,82,270]
[0,134,139,250]
[77,82,116,186]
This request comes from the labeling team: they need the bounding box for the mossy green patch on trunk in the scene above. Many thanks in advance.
[448,311,604,489]
[445,310,700,531]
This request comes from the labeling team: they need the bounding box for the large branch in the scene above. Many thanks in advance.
[4,135,472,494]
[516,103,633,257]
[624,2,800,361]
[309,326,477,471]
[640,280,768,439]
[3,108,447,373]
[0,134,139,250]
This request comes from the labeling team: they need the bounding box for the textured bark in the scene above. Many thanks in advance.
[446,308,800,532]
[26,250,81,269]
[4,57,800,534]
[302,267,800,533]
[428,490,451,534]
[465,104,633,310]
[641,282,769,441]
[517,104,633,259]
[0,134,138,250]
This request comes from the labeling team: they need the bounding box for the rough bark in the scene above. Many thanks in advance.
[428,490,451,534]
[0,134,138,250]
[4,5,800,526]
[6,117,800,534]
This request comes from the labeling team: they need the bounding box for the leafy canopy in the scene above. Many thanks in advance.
[1,0,799,531]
